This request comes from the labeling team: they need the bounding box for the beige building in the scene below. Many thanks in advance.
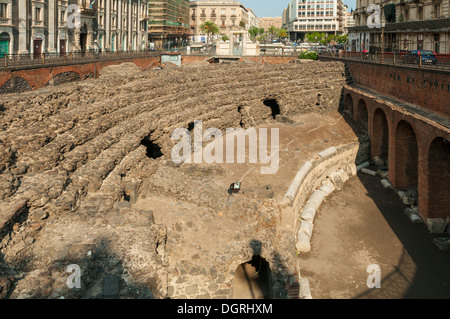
[349,0,450,53]
[0,0,148,56]
[259,17,282,31]
[283,0,347,42]
[189,0,250,43]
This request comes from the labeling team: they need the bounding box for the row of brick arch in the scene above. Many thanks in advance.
[0,68,84,94]
[343,87,450,222]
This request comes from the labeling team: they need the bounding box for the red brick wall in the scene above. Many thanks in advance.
[343,86,450,222]
[345,61,450,118]
[0,56,161,91]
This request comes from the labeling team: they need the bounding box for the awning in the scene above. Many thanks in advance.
[348,18,450,33]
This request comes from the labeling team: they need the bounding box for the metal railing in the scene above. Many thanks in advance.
[319,50,450,70]
[0,50,162,68]
[319,40,450,70]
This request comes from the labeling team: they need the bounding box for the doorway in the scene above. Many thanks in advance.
[232,255,273,299]
[59,39,66,56]
[33,39,42,59]
[0,32,10,57]
[80,33,87,55]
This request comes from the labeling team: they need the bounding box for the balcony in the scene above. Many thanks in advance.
[0,17,12,26]
[80,7,97,16]
[32,20,45,27]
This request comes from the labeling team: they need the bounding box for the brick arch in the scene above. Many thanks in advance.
[371,108,389,163]
[427,137,450,219]
[356,99,369,128]
[394,120,418,189]
[343,93,353,115]
[0,76,32,94]
[45,71,82,87]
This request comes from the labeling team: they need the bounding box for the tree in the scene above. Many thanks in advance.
[239,20,246,28]
[221,35,230,42]
[268,25,277,42]
[277,28,288,41]
[305,32,325,44]
[200,21,220,50]
[248,25,264,42]
[257,33,268,43]
[335,34,348,44]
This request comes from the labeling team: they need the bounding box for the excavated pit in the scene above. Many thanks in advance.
[0,61,355,299]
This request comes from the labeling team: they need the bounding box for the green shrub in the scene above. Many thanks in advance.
[299,51,318,60]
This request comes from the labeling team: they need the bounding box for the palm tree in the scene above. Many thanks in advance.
[200,21,220,52]
[268,25,277,42]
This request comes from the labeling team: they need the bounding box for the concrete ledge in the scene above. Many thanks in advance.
[290,143,364,254]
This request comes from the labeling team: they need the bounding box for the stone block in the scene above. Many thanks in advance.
[433,237,450,252]
[361,168,377,176]
[296,233,311,253]
[427,218,447,234]
[299,278,312,299]
[298,220,314,238]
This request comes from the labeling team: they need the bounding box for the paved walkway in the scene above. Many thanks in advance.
[297,171,450,299]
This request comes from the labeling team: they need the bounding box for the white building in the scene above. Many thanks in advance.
[348,0,450,54]
[283,0,346,42]
[0,0,148,56]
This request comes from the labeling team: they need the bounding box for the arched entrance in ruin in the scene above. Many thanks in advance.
[231,255,273,299]
[343,93,353,115]
[427,137,450,219]
[356,99,368,129]
[372,108,389,163]
[394,120,418,189]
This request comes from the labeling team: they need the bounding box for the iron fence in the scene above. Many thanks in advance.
[0,50,163,69]
[319,41,450,70]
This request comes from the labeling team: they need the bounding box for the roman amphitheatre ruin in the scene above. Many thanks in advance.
[1,58,445,299]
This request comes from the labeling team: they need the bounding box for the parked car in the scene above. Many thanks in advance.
[401,50,437,65]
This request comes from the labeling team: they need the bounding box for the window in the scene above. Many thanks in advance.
[35,7,41,21]
[221,9,226,16]
[434,5,440,18]
[418,7,423,20]
[60,10,65,22]
[0,3,7,18]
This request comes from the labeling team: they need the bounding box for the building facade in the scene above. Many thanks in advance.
[348,0,450,54]
[189,0,250,43]
[147,0,190,49]
[0,0,148,56]
[259,17,282,31]
[283,0,346,42]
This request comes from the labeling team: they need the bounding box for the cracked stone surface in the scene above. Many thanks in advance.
[0,60,357,299]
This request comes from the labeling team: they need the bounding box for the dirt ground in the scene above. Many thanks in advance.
[298,170,450,299]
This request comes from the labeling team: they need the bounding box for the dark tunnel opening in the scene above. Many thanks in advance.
[140,135,163,159]
[263,99,281,119]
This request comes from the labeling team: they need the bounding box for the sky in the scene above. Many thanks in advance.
[239,0,357,18]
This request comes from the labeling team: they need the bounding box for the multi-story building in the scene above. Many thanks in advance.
[346,11,355,30]
[283,0,346,42]
[259,17,283,31]
[349,0,450,54]
[189,0,250,43]
[147,0,190,49]
[0,0,148,56]
[247,8,259,28]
